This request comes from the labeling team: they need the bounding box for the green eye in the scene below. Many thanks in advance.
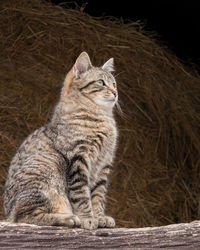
[97,79,105,86]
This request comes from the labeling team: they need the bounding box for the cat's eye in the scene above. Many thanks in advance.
[97,79,105,86]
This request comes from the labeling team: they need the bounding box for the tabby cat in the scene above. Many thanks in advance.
[3,52,118,230]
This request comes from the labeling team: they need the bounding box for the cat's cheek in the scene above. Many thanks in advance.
[94,98,106,106]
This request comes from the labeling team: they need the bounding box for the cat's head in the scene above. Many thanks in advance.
[62,52,118,111]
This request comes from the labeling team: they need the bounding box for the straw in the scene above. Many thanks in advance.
[1,0,200,227]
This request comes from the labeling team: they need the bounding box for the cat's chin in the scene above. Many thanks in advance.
[94,98,116,110]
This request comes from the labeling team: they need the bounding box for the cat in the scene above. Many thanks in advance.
[3,52,118,230]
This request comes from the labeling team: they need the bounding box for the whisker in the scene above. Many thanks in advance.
[114,71,125,79]
[115,101,130,120]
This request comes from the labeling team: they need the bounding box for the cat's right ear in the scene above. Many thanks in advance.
[73,52,92,78]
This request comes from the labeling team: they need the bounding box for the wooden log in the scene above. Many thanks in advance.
[0,220,200,249]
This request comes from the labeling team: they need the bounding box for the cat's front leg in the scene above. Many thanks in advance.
[68,155,98,230]
[91,165,115,228]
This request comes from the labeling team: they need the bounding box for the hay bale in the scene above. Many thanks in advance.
[0,0,200,227]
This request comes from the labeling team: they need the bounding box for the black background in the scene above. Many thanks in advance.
[51,0,200,66]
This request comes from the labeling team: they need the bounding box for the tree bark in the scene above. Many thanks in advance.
[0,220,200,249]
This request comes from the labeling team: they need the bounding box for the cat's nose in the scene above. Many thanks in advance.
[112,91,117,97]
[108,87,117,98]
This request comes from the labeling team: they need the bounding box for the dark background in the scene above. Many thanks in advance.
[51,0,200,67]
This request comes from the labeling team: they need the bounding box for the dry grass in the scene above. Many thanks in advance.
[1,0,200,227]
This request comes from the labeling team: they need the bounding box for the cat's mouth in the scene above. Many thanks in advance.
[106,95,118,103]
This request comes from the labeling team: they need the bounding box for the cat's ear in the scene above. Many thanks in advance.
[73,52,92,78]
[102,58,114,73]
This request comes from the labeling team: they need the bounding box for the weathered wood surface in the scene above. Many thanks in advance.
[0,220,200,249]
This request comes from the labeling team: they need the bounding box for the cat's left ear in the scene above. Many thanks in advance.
[73,52,92,78]
[102,58,114,73]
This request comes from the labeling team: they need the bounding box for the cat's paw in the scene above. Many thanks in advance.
[80,217,98,230]
[69,214,81,227]
[97,215,115,228]
[62,214,81,227]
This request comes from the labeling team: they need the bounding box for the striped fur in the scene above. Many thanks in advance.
[3,52,118,230]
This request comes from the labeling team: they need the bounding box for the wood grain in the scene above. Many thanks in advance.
[1,220,200,249]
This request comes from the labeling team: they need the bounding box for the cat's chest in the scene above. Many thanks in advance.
[67,115,117,153]
[58,115,117,163]
[90,121,117,154]
[88,123,117,173]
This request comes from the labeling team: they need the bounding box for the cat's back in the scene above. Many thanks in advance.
[7,125,53,172]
